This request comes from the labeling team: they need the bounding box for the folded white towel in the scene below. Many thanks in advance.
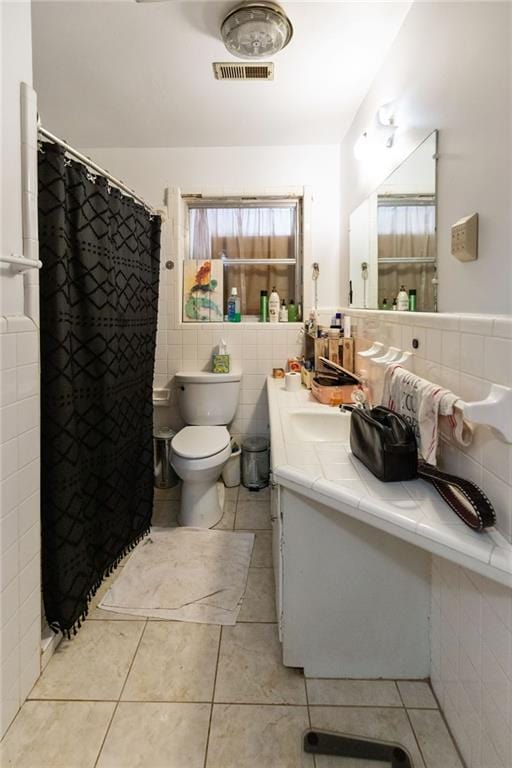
[382,364,472,465]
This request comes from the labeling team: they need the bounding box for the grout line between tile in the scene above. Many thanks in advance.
[238,620,278,624]
[203,624,223,768]
[395,680,406,708]
[92,701,119,768]
[419,685,469,767]
[402,705,430,768]
[92,618,149,768]
[302,677,316,768]
[306,702,412,709]
[233,498,239,530]
[117,619,149,701]
[24,698,442,710]
[35,698,447,710]
[205,700,311,707]
[304,672,312,730]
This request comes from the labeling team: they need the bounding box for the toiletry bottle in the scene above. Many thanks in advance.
[335,312,343,328]
[297,302,302,321]
[408,289,417,311]
[227,287,241,322]
[382,298,388,310]
[397,285,409,311]
[308,308,318,335]
[259,290,268,322]
[269,287,280,323]
[288,298,298,322]
[392,298,397,311]
[279,299,288,322]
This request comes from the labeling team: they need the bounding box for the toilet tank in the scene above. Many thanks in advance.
[175,371,242,426]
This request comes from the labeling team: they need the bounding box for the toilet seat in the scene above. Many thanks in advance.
[172,426,230,460]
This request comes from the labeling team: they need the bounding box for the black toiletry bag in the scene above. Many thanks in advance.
[350,405,418,482]
[349,405,496,531]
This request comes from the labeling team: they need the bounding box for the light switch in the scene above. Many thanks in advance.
[451,213,478,261]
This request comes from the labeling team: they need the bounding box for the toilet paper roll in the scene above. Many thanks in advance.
[285,371,302,392]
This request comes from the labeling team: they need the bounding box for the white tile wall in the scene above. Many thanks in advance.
[432,559,512,768]
[0,319,41,737]
[153,188,306,441]
[348,310,512,542]
[1,15,40,737]
[346,308,512,767]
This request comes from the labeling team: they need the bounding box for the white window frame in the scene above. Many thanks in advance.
[166,186,313,328]
[185,196,302,322]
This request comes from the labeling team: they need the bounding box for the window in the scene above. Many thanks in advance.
[183,197,302,321]
[377,195,436,311]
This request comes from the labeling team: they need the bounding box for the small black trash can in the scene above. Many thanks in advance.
[241,436,270,490]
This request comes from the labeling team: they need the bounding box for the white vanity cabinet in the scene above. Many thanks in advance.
[267,376,512,680]
[274,484,431,679]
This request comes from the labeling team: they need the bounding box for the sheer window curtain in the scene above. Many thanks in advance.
[377,204,436,310]
[189,207,296,315]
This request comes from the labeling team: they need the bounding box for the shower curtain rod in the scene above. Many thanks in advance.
[38,125,160,217]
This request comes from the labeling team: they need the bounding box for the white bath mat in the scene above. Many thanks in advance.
[99,528,255,625]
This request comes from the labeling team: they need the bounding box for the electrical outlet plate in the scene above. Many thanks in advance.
[451,213,478,261]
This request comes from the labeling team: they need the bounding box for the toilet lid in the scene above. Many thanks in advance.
[172,426,230,459]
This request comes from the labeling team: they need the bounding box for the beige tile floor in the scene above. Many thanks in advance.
[1,484,465,768]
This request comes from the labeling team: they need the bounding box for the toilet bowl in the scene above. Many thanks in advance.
[171,426,233,527]
[170,370,241,528]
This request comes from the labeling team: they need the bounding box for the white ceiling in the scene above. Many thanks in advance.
[32,1,411,147]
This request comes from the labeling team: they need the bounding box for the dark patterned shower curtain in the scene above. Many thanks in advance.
[38,143,161,635]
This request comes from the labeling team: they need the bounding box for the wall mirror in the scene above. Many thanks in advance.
[349,130,438,311]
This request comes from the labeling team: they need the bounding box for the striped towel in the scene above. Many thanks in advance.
[382,364,472,465]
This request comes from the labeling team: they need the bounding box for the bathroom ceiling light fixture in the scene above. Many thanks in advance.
[221,1,293,59]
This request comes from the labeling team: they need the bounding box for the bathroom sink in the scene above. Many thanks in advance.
[287,410,351,443]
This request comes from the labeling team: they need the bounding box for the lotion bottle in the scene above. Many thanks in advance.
[397,285,409,311]
[279,299,288,322]
[269,287,280,323]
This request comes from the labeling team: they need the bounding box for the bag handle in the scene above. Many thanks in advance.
[417,461,496,531]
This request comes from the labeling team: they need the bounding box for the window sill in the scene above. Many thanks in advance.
[178,320,304,329]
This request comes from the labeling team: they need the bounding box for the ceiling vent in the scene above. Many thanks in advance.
[213,62,274,81]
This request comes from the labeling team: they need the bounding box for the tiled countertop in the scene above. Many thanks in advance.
[267,377,512,589]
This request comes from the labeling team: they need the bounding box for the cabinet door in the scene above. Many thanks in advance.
[270,479,284,641]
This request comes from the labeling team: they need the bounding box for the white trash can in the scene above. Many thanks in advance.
[222,440,242,488]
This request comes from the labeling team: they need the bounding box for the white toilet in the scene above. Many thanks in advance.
[171,370,241,528]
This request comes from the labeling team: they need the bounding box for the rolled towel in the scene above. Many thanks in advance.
[382,364,472,465]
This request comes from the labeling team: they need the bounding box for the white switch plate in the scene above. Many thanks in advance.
[451,213,478,261]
